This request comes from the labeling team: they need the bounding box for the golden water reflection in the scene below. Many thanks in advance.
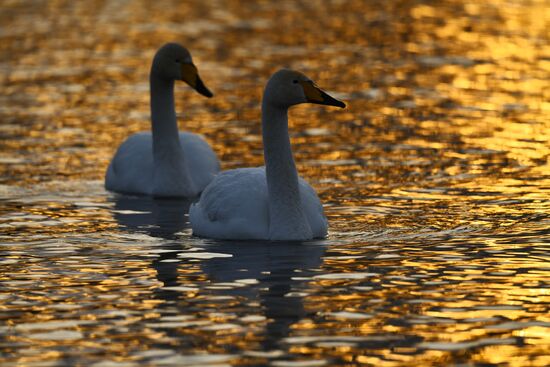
[1,0,549,366]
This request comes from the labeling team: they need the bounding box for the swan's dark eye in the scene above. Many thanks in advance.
[175,59,180,63]
[292,79,298,84]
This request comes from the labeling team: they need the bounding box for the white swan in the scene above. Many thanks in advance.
[190,69,345,241]
[105,43,220,198]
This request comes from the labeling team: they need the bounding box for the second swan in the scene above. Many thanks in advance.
[105,43,220,198]
[190,69,345,241]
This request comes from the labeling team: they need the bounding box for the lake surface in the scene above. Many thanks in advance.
[1,0,549,366]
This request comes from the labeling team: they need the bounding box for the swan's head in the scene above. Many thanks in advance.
[263,69,345,109]
[151,43,213,97]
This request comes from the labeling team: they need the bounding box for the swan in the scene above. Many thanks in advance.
[189,69,345,241]
[105,43,220,198]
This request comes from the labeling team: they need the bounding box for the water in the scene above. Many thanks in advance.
[1,0,549,366]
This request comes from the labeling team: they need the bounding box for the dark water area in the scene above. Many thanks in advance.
[1,0,549,366]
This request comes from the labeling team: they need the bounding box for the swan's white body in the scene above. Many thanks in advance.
[105,43,219,198]
[190,167,327,240]
[106,131,219,197]
[190,69,344,241]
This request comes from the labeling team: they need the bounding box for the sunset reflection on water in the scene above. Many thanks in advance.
[0,0,549,366]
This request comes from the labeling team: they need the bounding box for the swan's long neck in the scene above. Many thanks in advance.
[150,74,194,197]
[151,76,179,150]
[262,101,312,240]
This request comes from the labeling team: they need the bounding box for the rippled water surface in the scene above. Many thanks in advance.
[1,0,549,366]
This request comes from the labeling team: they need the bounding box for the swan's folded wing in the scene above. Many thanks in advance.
[179,132,220,191]
[105,133,154,194]
[190,167,270,239]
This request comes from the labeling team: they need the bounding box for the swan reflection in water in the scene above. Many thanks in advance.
[110,195,326,350]
[199,240,326,349]
[111,194,191,287]
[111,194,191,238]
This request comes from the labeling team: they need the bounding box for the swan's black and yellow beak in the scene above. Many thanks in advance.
[299,80,345,108]
[181,63,213,98]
